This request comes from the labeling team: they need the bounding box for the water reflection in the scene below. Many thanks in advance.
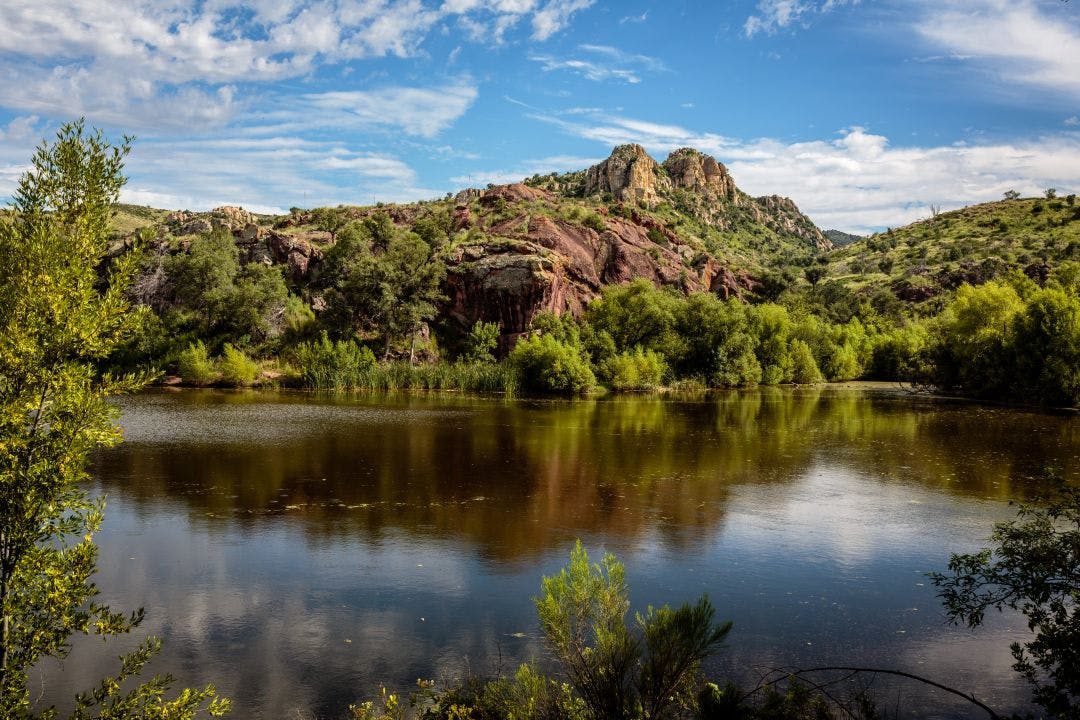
[54,386,1078,718]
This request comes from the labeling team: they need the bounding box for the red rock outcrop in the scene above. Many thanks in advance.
[441,183,759,338]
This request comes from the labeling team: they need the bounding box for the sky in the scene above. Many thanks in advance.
[0,0,1077,233]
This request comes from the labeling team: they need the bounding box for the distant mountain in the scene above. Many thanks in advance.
[825,229,863,246]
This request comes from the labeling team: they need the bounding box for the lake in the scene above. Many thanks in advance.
[49,385,1078,718]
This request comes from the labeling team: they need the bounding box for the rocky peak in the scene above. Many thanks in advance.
[584,144,670,206]
[662,148,735,198]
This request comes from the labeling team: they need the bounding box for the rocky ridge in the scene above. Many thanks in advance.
[580,144,829,251]
[121,143,829,344]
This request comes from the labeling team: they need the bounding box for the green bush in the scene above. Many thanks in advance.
[535,541,731,720]
[177,341,216,386]
[463,320,500,362]
[601,347,667,391]
[291,332,377,389]
[789,339,823,384]
[218,344,260,387]
[509,334,595,395]
[582,213,607,233]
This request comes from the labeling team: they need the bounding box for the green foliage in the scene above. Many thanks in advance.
[509,334,596,395]
[283,295,317,339]
[217,344,260,387]
[673,294,760,387]
[582,213,607,233]
[535,541,731,720]
[463,321,500,363]
[1010,287,1080,406]
[867,323,929,382]
[788,339,822,385]
[586,280,683,359]
[929,281,1024,398]
[929,281,1080,405]
[291,332,377,390]
[0,121,226,717]
[177,341,217,386]
[930,479,1080,717]
[310,206,351,241]
[164,232,287,344]
[321,218,446,358]
[752,305,795,385]
[165,231,239,333]
[601,347,667,391]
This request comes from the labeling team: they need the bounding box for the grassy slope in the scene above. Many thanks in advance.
[822,195,1080,311]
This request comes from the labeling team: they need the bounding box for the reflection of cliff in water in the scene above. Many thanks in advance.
[91,387,1079,561]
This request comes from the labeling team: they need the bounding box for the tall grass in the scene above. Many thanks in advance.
[290,332,378,390]
[290,333,518,394]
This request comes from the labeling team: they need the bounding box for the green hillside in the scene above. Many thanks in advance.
[822,194,1080,314]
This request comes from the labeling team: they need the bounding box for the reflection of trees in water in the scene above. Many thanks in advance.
[92,388,1078,560]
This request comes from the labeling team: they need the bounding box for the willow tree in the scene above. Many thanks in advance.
[0,121,228,718]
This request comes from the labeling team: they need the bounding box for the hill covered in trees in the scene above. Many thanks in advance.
[103,145,1080,406]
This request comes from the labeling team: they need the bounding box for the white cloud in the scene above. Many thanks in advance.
[533,110,1080,233]
[531,0,595,41]
[0,0,591,132]
[914,0,1080,100]
[286,84,479,138]
[115,135,439,211]
[1067,116,1080,127]
[530,55,642,83]
[744,0,857,38]
[449,154,602,187]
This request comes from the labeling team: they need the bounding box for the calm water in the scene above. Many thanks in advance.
[49,386,1078,718]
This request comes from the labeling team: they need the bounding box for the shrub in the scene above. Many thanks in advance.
[535,541,731,720]
[291,332,377,389]
[463,320,500,362]
[582,213,607,233]
[601,347,667,391]
[789,339,823,384]
[218,344,260,387]
[177,340,216,386]
[509,334,595,395]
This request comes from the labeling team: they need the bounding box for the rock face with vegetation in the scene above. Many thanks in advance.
[119,144,829,345]
[583,143,669,205]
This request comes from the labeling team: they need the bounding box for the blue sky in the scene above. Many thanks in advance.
[0,0,1077,233]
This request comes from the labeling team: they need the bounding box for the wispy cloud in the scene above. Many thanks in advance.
[744,0,858,38]
[120,135,439,212]
[530,44,664,84]
[531,108,1080,233]
[448,154,602,187]
[258,84,480,138]
[531,0,595,41]
[913,0,1080,100]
